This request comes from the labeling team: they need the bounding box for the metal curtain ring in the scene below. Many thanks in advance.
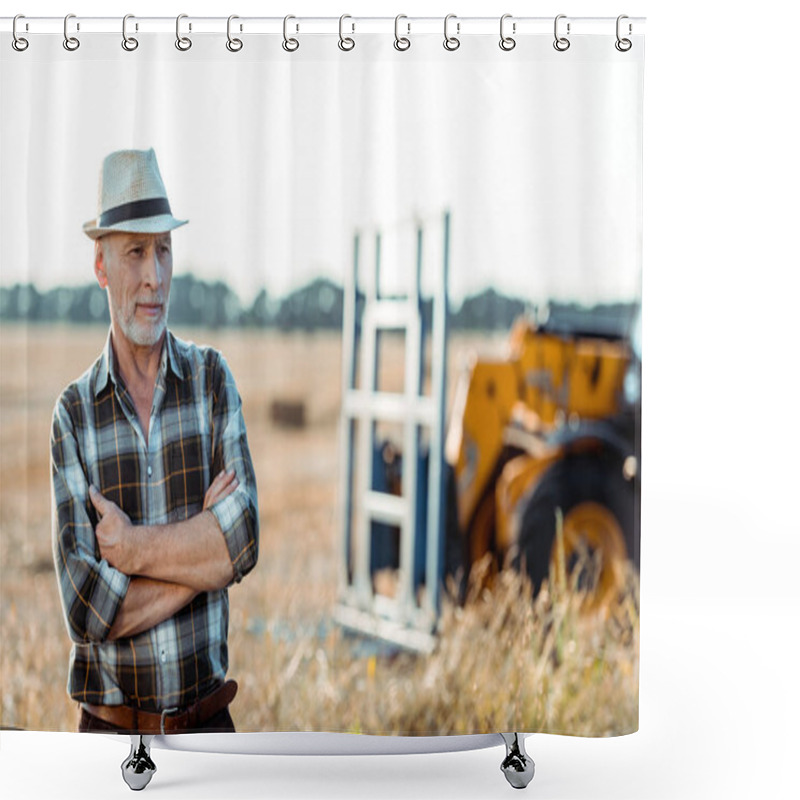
[122,14,138,51]
[394,14,410,51]
[615,14,632,52]
[226,15,242,52]
[499,13,515,51]
[63,14,80,51]
[338,14,355,51]
[12,14,29,51]
[443,14,460,51]
[283,15,299,52]
[176,14,192,51]
[553,14,570,51]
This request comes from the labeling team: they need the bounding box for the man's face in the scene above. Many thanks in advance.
[96,231,173,348]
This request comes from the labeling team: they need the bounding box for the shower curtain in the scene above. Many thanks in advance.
[0,16,644,738]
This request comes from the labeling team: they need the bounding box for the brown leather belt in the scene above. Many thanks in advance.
[84,680,237,734]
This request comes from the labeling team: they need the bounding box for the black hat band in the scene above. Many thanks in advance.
[98,197,172,228]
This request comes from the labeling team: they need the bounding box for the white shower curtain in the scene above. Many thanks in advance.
[1,16,643,739]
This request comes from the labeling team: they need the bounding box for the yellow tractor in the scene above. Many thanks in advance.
[442,303,641,607]
[336,220,640,647]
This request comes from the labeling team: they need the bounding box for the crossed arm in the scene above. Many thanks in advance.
[91,471,238,640]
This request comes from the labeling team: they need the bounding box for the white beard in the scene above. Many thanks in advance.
[114,297,169,347]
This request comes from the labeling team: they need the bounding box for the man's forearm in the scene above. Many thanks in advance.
[129,510,234,591]
[108,577,198,640]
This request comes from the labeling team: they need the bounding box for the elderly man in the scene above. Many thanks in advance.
[50,149,259,736]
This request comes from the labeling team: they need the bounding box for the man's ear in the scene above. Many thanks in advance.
[94,239,108,289]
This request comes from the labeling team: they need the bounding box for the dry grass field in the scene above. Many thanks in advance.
[0,323,638,735]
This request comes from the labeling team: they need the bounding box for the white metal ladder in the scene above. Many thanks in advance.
[334,214,450,653]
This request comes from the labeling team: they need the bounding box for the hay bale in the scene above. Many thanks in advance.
[269,398,307,428]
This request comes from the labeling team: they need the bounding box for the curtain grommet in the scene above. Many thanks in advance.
[443,14,460,51]
[282,15,299,52]
[553,14,570,52]
[499,14,516,51]
[176,14,192,51]
[226,15,243,52]
[121,14,138,51]
[12,14,29,51]
[338,14,355,51]
[63,14,80,51]
[394,15,411,51]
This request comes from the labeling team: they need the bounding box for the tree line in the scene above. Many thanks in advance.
[1,274,638,336]
[0,275,534,332]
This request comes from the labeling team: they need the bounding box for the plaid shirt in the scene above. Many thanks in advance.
[50,329,259,712]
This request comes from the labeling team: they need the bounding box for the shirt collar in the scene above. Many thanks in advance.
[164,329,186,382]
[93,327,185,397]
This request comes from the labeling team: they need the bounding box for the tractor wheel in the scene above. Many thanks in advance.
[513,451,637,607]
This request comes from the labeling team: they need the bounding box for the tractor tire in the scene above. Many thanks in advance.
[513,450,638,599]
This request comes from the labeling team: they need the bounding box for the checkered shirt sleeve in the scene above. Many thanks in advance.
[51,394,131,643]
[207,352,259,584]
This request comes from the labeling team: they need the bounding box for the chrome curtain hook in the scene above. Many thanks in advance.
[499,13,516,51]
[63,14,80,51]
[283,15,299,52]
[12,14,29,51]
[226,15,243,52]
[394,14,410,51]
[443,14,460,51]
[338,14,355,51]
[615,14,632,51]
[553,14,570,51]
[122,14,138,51]
[176,14,192,51]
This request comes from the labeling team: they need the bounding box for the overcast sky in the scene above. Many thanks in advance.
[1,32,642,306]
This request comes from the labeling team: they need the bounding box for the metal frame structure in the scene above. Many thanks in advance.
[334,213,450,653]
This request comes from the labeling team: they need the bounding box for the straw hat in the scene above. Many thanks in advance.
[83,148,187,240]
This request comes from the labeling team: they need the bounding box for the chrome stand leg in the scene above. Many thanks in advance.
[500,733,535,790]
[121,735,157,791]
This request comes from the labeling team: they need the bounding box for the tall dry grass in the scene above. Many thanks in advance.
[0,323,638,736]
[228,556,639,737]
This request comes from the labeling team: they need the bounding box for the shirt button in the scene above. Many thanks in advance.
[147,465,153,478]
[160,650,167,664]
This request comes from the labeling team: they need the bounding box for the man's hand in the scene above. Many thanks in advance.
[89,484,138,575]
[203,469,239,511]
[90,471,238,579]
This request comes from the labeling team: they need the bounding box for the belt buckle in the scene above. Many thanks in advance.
[160,706,179,735]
